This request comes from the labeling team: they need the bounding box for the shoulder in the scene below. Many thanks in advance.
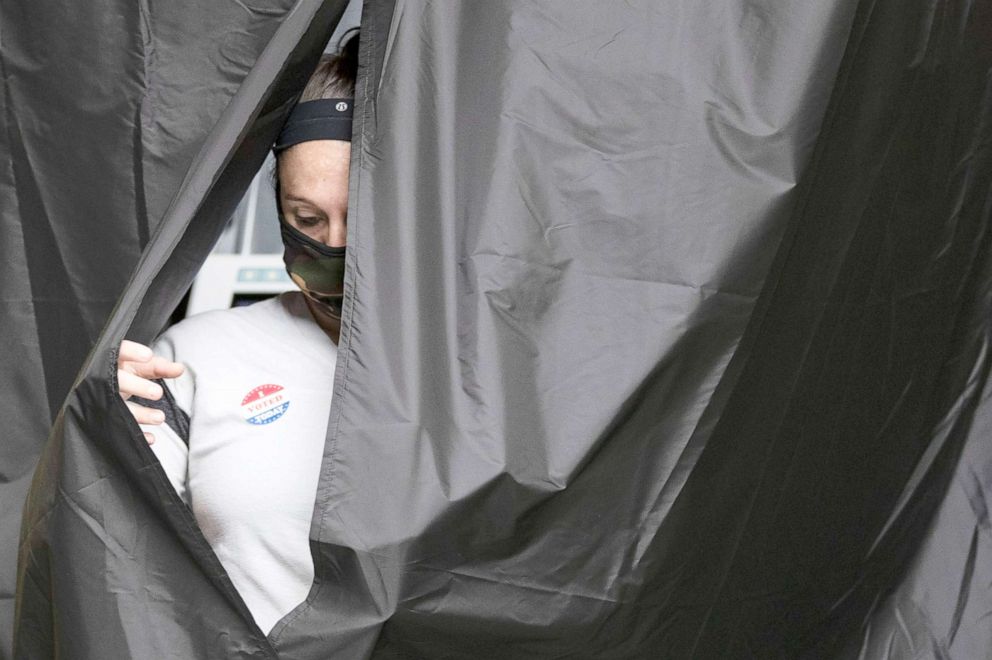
[153,290,335,393]
[153,291,335,395]
[154,292,308,355]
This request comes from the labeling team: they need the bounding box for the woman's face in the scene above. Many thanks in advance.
[277,139,351,248]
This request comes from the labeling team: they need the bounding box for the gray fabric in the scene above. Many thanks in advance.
[275,1,992,657]
[131,380,191,447]
[11,1,348,657]
[0,1,341,656]
[11,0,992,657]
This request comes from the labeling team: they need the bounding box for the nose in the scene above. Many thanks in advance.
[326,216,347,248]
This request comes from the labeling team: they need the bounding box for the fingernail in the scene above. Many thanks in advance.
[148,384,162,398]
[144,432,155,445]
[152,410,165,423]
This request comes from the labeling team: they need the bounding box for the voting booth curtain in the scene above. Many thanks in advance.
[7,0,992,658]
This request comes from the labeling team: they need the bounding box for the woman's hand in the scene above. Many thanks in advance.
[118,340,185,444]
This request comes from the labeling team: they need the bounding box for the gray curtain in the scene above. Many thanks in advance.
[12,0,992,657]
[0,1,344,656]
[7,0,347,657]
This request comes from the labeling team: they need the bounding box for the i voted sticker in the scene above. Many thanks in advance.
[241,384,290,426]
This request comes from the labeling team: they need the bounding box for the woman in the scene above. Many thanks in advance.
[116,31,359,635]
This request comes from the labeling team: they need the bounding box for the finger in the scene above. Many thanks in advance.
[147,355,185,379]
[143,432,156,445]
[118,369,163,400]
[119,340,154,364]
[124,355,184,380]
[126,400,166,426]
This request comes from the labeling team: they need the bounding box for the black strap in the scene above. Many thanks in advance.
[273,98,353,151]
[131,379,190,447]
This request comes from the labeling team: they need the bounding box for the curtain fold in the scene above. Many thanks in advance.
[9,0,992,657]
[10,2,347,657]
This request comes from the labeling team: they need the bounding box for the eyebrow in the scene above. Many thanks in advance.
[283,194,319,206]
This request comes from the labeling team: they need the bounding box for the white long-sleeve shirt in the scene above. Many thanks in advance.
[143,292,337,634]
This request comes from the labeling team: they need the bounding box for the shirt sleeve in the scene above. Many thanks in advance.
[133,333,194,506]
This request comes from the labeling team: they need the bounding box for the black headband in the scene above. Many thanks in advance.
[273,98,353,152]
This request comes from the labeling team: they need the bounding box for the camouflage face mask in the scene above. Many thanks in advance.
[280,220,346,320]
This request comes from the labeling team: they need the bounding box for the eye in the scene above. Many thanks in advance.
[295,216,321,228]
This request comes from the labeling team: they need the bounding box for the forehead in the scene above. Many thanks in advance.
[278,139,351,197]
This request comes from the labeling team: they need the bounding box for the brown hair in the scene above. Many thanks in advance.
[300,29,360,102]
